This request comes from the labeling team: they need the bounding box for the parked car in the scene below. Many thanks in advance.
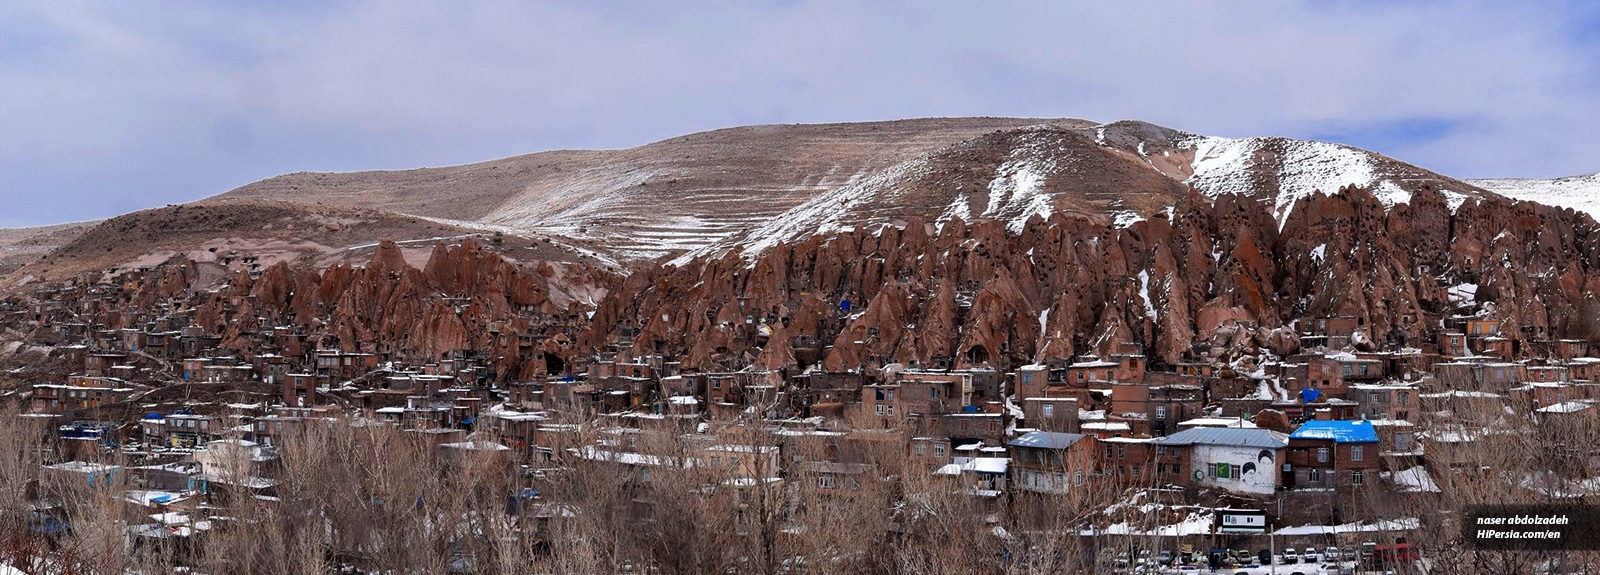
[1325,547,1342,562]
[1258,549,1274,565]
[1303,548,1320,562]
[1282,548,1299,564]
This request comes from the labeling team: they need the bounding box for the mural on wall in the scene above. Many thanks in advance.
[1195,445,1279,495]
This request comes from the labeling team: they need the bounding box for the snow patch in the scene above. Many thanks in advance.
[1469,172,1600,219]
[1111,211,1145,229]
[1182,136,1400,230]
[1138,270,1159,322]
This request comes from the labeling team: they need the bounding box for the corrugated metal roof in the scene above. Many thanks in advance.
[1289,420,1379,443]
[1007,431,1087,449]
[1149,427,1289,449]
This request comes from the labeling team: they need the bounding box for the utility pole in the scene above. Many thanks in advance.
[1269,522,1277,575]
[1271,496,1282,575]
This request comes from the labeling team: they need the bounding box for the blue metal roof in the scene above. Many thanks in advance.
[1290,420,1378,443]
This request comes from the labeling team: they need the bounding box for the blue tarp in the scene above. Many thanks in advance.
[1299,387,1322,403]
[1289,419,1378,443]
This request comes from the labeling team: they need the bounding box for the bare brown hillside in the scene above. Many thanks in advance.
[210,117,1088,259]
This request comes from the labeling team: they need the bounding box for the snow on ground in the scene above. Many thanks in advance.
[1272,518,1419,536]
[983,133,1065,233]
[1440,189,1471,214]
[1309,243,1326,264]
[1182,136,1406,229]
[1112,210,1145,228]
[1448,283,1478,305]
[1138,270,1159,322]
[1385,467,1441,493]
[677,158,931,264]
[1469,172,1600,219]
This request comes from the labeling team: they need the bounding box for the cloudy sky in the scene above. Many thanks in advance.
[2,1,1597,227]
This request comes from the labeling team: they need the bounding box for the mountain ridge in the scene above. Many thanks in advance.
[5,117,1596,285]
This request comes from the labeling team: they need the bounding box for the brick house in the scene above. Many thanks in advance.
[1149,427,1289,496]
[1284,420,1380,491]
[1006,431,1099,495]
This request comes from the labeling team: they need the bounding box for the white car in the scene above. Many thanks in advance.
[1282,548,1299,564]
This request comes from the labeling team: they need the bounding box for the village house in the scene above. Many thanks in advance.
[1020,397,1080,432]
[1006,431,1098,495]
[1299,315,1361,350]
[1100,436,1155,483]
[1285,419,1380,491]
[1346,384,1417,422]
[31,376,135,414]
[1149,427,1289,495]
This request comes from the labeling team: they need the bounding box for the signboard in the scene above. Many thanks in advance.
[1218,509,1268,533]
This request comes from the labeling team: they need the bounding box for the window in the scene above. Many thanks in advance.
[1105,445,1114,458]
[931,388,937,399]
[1117,445,1126,458]
[1171,447,1181,458]
[1021,373,1034,384]
[1154,405,1167,419]
[1043,404,1055,418]
[713,379,721,389]
[875,405,884,416]
[1396,392,1409,406]
[1156,446,1166,456]
[1351,470,1365,485]
[1074,471,1083,486]
[886,406,894,416]
[819,474,836,489]
[1342,364,1353,377]
[933,444,946,457]
[886,390,895,401]
[1036,450,1045,465]
[915,444,926,456]
[1351,446,1364,461]
[1317,447,1330,463]
[1309,468,1322,482]
[1131,465,1141,478]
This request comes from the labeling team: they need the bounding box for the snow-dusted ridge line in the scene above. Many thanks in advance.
[1177,135,1413,229]
[1468,172,1600,219]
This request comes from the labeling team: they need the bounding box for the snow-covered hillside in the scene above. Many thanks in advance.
[1180,136,1416,228]
[1467,173,1600,219]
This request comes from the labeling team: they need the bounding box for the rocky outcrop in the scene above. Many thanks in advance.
[583,184,1600,373]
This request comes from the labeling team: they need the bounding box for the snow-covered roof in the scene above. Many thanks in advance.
[1536,401,1594,414]
[1290,420,1378,443]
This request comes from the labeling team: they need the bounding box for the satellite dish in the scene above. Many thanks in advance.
[1192,470,1205,481]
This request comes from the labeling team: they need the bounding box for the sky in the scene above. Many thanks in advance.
[2,1,1598,227]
